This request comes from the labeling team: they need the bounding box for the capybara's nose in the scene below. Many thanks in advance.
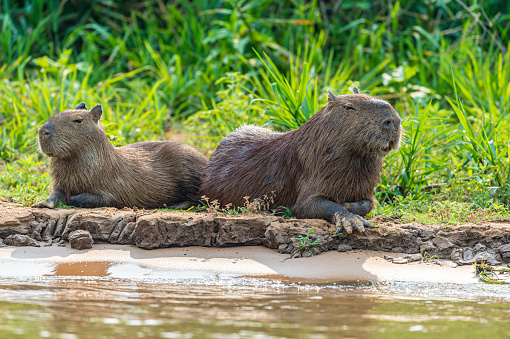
[381,118,394,130]
[40,128,51,138]
[40,121,54,138]
[381,116,400,130]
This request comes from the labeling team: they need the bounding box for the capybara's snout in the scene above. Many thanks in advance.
[38,120,56,155]
[385,112,402,150]
[39,121,54,139]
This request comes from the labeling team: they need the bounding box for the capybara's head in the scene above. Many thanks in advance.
[325,88,401,156]
[38,103,105,158]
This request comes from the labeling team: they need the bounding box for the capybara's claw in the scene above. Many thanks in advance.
[335,212,371,235]
[344,222,353,234]
[355,223,366,233]
[362,219,373,228]
[335,215,352,234]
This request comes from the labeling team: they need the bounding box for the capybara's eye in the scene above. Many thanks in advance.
[343,106,356,111]
[73,119,83,123]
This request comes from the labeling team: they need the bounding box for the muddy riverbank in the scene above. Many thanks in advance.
[1,202,510,266]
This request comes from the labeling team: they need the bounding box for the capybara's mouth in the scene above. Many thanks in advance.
[42,150,56,157]
[39,144,57,157]
[40,143,70,158]
[381,139,398,153]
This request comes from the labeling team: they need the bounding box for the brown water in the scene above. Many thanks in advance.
[1,271,510,338]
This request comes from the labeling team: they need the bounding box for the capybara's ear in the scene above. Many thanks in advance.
[75,103,87,110]
[353,87,360,94]
[327,90,336,105]
[90,104,102,123]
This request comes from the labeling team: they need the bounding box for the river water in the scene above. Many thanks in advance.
[1,267,510,338]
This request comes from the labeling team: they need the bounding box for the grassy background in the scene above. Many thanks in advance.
[1,0,509,223]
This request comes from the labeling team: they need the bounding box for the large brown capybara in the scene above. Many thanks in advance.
[33,103,207,209]
[201,88,402,234]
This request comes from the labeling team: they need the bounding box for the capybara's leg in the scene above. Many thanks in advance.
[294,196,372,234]
[340,199,374,217]
[68,193,107,208]
[31,189,68,209]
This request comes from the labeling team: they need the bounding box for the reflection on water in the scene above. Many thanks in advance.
[45,262,113,277]
[0,277,509,338]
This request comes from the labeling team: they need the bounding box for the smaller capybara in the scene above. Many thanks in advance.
[201,88,402,234]
[33,103,207,209]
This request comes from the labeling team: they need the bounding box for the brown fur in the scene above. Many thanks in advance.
[201,90,401,229]
[35,104,207,209]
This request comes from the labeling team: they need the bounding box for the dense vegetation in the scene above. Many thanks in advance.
[1,0,509,223]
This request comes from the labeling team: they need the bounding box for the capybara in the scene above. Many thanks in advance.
[201,88,401,233]
[33,103,207,209]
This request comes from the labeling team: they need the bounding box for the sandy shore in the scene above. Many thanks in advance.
[0,244,478,284]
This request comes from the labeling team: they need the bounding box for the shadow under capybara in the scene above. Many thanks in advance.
[201,88,402,234]
[33,103,207,209]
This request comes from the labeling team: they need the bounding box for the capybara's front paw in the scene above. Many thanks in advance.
[334,212,372,235]
[31,199,56,209]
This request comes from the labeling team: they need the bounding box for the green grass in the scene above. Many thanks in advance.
[475,262,510,284]
[0,155,51,206]
[292,227,321,257]
[1,0,510,224]
[375,199,510,225]
[373,177,510,224]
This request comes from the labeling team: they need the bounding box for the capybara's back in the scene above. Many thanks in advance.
[201,88,402,234]
[114,140,207,209]
[202,125,299,208]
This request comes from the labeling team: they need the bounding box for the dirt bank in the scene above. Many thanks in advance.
[1,202,510,265]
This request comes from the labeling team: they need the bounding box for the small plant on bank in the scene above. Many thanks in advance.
[201,192,276,215]
[243,192,276,213]
[475,261,510,284]
[201,196,221,214]
[420,250,438,263]
[273,206,295,219]
[382,230,397,237]
[158,205,200,213]
[292,227,321,258]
